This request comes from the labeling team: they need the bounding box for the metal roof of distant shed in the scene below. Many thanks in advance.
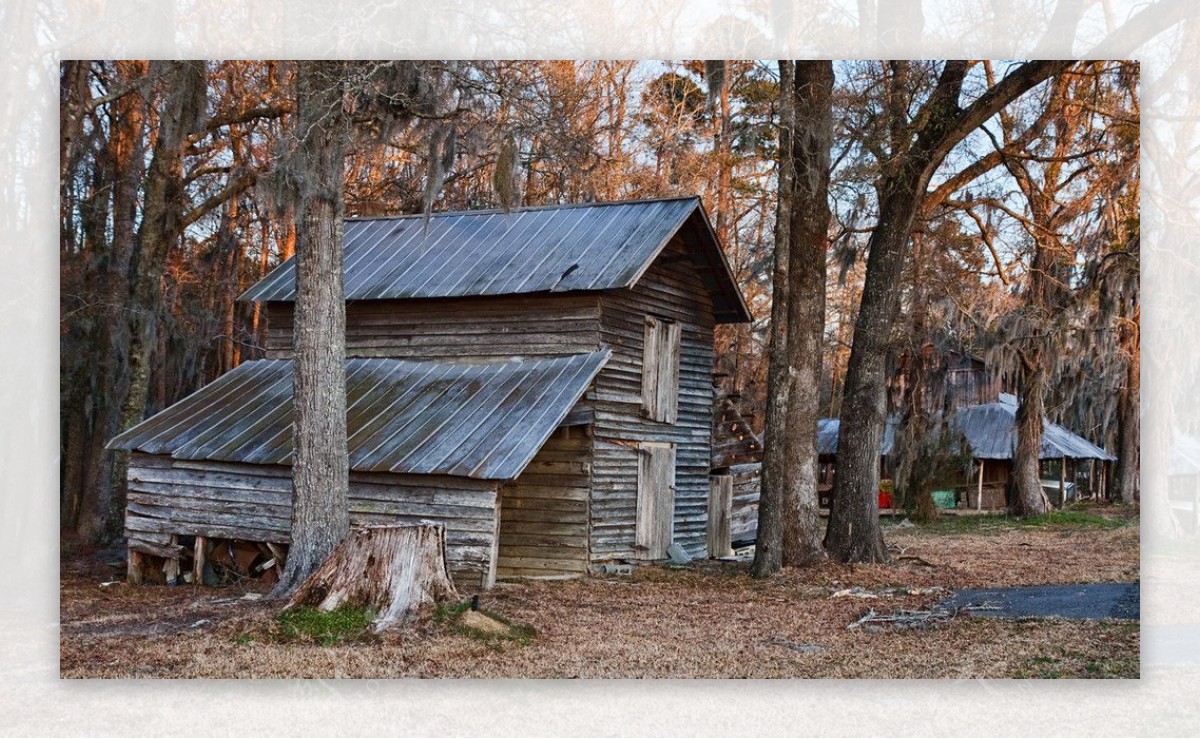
[951,395,1115,461]
[817,396,1113,461]
[108,352,609,480]
[239,197,752,323]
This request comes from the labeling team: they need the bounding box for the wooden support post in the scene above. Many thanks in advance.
[1089,460,1096,500]
[163,534,181,585]
[193,535,208,586]
[127,548,144,586]
[1071,460,1079,504]
[707,475,734,558]
[266,542,285,575]
[1059,459,1067,508]
[977,460,985,511]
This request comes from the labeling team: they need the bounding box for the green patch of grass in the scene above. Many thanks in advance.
[275,605,376,646]
[434,599,536,649]
[231,633,257,645]
[901,508,1128,536]
[1019,510,1126,529]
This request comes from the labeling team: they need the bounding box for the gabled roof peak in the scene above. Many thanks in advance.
[241,197,751,323]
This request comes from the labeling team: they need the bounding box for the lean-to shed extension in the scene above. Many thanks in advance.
[109,352,609,589]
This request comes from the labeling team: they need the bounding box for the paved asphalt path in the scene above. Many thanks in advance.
[940,582,1140,620]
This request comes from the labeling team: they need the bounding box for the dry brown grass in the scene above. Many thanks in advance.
[60,508,1139,679]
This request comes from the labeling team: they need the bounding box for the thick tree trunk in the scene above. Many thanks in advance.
[274,61,351,595]
[752,60,796,578]
[286,525,458,632]
[1114,323,1140,504]
[824,175,922,563]
[780,61,833,567]
[1014,356,1051,516]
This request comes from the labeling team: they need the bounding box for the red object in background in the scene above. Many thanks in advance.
[878,489,893,510]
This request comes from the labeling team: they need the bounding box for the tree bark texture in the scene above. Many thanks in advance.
[1114,316,1140,504]
[286,525,459,632]
[1013,353,1051,515]
[780,61,833,568]
[275,60,351,595]
[752,60,796,579]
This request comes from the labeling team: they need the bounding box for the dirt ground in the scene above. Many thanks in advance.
[60,506,1140,679]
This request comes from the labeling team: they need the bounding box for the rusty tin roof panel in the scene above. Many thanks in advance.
[109,351,610,480]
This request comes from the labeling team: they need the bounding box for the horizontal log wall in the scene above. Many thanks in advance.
[496,427,592,579]
[264,294,602,361]
[124,452,500,590]
[591,238,716,562]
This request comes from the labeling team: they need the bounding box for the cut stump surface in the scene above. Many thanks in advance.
[286,524,458,632]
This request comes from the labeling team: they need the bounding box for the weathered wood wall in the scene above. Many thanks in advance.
[590,237,716,561]
[125,452,501,590]
[727,462,762,542]
[264,294,602,360]
[257,237,724,567]
[496,427,592,579]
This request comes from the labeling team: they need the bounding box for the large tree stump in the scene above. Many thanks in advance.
[285,524,458,632]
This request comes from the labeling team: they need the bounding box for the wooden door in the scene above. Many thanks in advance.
[641,316,682,423]
[636,441,675,559]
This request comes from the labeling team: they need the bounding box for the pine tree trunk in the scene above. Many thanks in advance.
[752,60,796,578]
[780,60,832,567]
[274,60,351,596]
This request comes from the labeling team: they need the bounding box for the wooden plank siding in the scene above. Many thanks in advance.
[496,427,592,579]
[264,294,602,361]
[590,237,717,562]
[124,452,501,591]
[255,237,720,569]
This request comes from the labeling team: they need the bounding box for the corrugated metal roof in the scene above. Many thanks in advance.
[816,417,897,456]
[239,197,751,323]
[109,352,609,480]
[950,396,1114,461]
[817,399,1113,461]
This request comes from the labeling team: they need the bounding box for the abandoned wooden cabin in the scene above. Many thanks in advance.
[109,196,752,590]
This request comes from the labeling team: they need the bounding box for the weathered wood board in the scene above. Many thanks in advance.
[125,452,500,590]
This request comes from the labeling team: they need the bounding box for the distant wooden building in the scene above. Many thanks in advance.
[110,197,751,590]
[815,395,1115,509]
[888,344,1007,414]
